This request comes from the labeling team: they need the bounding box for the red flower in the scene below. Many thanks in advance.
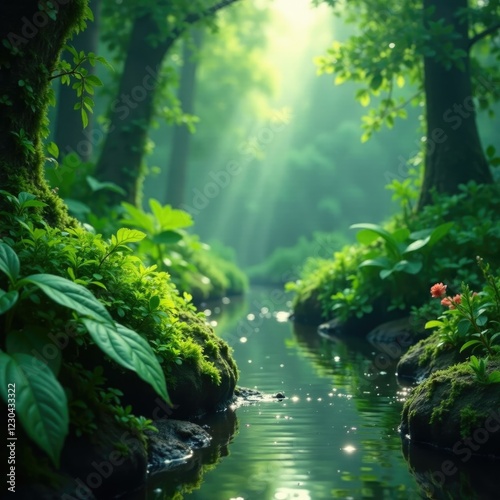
[441,297,452,308]
[452,294,462,305]
[431,283,447,298]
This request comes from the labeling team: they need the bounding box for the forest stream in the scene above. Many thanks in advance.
[144,288,498,500]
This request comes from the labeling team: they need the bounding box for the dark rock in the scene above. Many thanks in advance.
[400,359,500,459]
[273,392,285,399]
[147,419,211,471]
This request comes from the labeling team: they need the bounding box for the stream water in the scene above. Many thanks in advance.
[145,287,498,500]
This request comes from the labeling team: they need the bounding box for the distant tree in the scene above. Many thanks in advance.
[93,0,240,207]
[0,1,90,226]
[165,29,204,208]
[316,0,500,209]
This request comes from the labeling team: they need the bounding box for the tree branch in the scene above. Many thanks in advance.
[160,0,241,51]
[469,22,500,49]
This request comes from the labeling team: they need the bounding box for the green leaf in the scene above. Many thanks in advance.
[46,141,59,158]
[487,372,500,383]
[359,256,392,269]
[149,295,160,310]
[460,340,482,353]
[151,230,183,245]
[115,228,146,246]
[476,315,488,327]
[457,318,471,335]
[121,202,155,234]
[6,327,62,376]
[19,274,113,324]
[404,236,431,253]
[394,259,422,274]
[0,243,20,284]
[0,352,68,467]
[425,320,444,329]
[82,319,171,405]
[428,222,453,247]
[350,223,401,259]
[370,73,383,90]
[0,290,19,315]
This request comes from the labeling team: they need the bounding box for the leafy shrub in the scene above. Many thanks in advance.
[289,182,500,324]
[0,191,230,467]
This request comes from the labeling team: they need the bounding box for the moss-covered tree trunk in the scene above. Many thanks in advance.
[0,1,87,226]
[418,0,493,209]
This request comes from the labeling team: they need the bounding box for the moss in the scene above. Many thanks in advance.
[459,405,488,438]
[0,1,87,227]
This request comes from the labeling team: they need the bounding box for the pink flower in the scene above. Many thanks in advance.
[441,294,462,309]
[441,297,452,308]
[431,283,447,298]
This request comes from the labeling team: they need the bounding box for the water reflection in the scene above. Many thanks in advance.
[402,439,499,500]
[146,287,500,499]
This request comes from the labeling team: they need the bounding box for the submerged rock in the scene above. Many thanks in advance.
[400,359,500,459]
[147,419,212,471]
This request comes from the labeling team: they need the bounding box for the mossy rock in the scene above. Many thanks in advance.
[168,311,238,417]
[396,330,466,382]
[103,310,238,419]
[401,359,500,458]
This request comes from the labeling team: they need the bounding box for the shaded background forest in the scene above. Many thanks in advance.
[47,0,500,271]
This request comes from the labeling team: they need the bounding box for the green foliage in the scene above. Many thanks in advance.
[352,221,452,280]
[51,45,112,128]
[468,355,500,385]
[0,351,68,467]
[0,191,232,467]
[290,182,500,323]
[119,199,247,300]
[315,0,500,139]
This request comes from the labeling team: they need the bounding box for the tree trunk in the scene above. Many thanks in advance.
[0,1,86,226]
[93,0,240,208]
[418,0,492,209]
[55,0,102,163]
[93,14,174,207]
[165,30,204,207]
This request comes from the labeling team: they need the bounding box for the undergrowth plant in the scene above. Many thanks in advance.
[0,191,225,468]
[289,182,500,324]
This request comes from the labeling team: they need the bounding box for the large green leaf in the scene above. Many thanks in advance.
[350,223,401,260]
[149,199,193,231]
[6,327,62,376]
[403,236,431,254]
[0,351,68,467]
[0,290,18,315]
[121,202,155,234]
[111,228,146,247]
[19,274,113,324]
[0,243,20,284]
[82,319,171,405]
